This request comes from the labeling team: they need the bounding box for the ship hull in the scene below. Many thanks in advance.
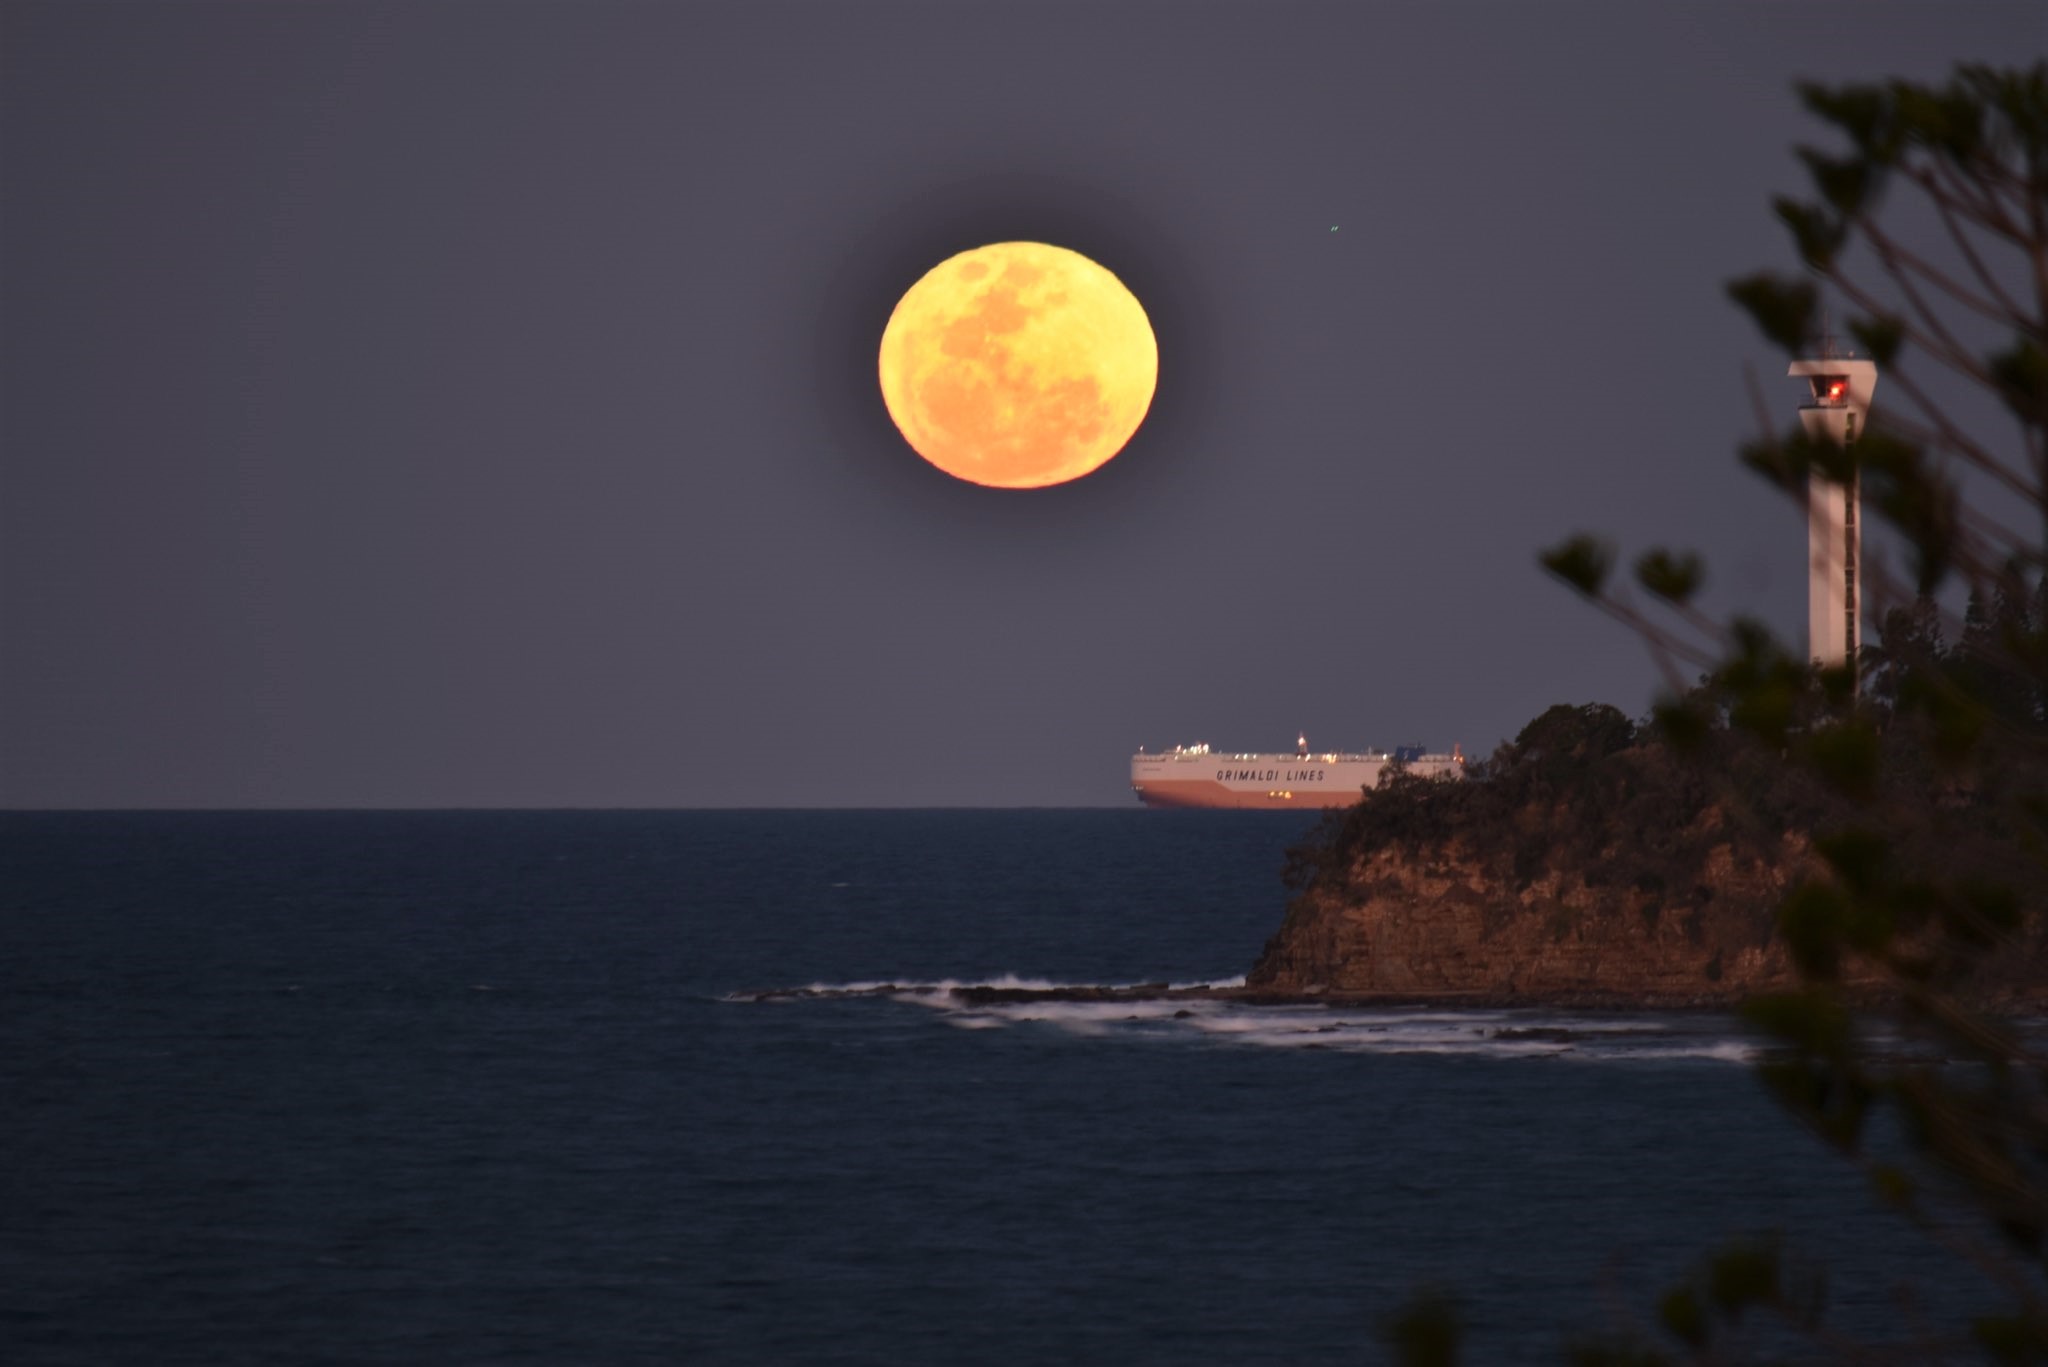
[1131,749,1461,810]
[1129,778,1369,810]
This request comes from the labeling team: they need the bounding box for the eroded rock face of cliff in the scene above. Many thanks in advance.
[1245,702,2048,1007]
[1247,823,1815,1003]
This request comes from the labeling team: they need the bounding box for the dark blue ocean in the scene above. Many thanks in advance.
[2,811,1968,1364]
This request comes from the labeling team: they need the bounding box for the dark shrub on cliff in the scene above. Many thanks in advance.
[1283,699,1832,908]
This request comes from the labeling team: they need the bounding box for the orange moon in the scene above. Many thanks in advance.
[878,242,1158,488]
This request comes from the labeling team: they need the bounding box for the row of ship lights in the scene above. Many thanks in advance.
[1141,736,1465,764]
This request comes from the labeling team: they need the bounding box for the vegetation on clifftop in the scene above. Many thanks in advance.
[1281,632,2047,999]
[1282,699,1832,924]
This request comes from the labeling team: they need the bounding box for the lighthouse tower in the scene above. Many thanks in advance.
[1789,349,1878,669]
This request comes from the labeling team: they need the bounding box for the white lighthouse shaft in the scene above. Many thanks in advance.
[1806,471,1858,666]
[1788,358,1877,670]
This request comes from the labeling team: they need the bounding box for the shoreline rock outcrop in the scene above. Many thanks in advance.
[1241,701,2047,1010]
[1245,826,1813,1004]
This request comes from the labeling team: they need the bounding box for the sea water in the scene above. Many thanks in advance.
[1,811,1968,1364]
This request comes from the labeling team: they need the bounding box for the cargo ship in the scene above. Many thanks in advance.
[1130,735,1464,809]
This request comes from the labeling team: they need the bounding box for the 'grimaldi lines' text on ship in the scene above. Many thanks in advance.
[1130,734,1464,809]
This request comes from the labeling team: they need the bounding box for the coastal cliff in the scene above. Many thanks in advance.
[1247,825,1813,1004]
[1247,703,1848,1005]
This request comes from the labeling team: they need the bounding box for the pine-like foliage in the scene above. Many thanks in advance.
[1395,62,2048,1365]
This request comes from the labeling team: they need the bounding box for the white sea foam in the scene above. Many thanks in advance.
[940,1014,1009,1030]
[730,974,1755,1064]
[727,974,1100,1002]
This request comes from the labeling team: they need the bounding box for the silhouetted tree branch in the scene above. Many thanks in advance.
[1500,61,2048,1367]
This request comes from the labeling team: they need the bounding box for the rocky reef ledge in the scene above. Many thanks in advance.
[733,982,1771,1011]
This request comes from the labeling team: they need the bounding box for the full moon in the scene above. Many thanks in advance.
[878,242,1158,489]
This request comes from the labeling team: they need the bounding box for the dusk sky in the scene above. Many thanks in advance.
[2,2,2037,808]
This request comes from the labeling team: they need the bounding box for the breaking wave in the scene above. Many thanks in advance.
[727,976,1755,1064]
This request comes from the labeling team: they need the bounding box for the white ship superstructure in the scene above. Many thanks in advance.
[1131,735,1463,809]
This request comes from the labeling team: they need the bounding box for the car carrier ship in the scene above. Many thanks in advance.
[1130,735,1464,809]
